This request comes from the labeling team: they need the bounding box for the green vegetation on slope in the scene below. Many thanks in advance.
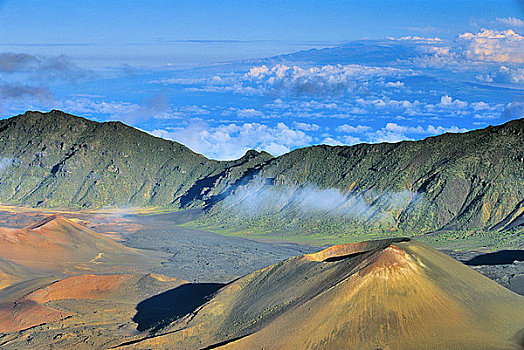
[0,110,272,208]
[1,110,523,244]
[194,118,524,242]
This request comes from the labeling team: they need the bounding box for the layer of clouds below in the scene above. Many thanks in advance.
[152,28,524,99]
[242,64,408,96]
[324,123,469,145]
[222,181,421,225]
[149,118,470,160]
[151,121,313,160]
[1,26,521,160]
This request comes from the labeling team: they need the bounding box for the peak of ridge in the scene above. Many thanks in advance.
[305,237,410,262]
[25,214,73,230]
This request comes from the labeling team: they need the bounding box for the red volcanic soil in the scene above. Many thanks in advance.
[0,214,132,269]
[27,274,132,302]
[0,215,159,290]
[0,273,184,334]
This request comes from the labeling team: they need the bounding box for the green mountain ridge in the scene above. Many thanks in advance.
[0,110,272,208]
[1,110,523,241]
[202,119,524,240]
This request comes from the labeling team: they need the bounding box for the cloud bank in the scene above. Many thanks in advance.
[152,121,313,160]
[459,29,524,63]
[221,181,422,227]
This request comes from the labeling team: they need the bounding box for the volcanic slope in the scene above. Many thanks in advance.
[0,273,185,349]
[121,238,524,350]
[0,215,162,289]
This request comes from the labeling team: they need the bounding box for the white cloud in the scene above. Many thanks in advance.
[387,36,443,43]
[367,123,468,144]
[438,95,468,109]
[293,122,320,131]
[321,137,344,146]
[237,108,264,118]
[336,124,371,133]
[341,135,362,144]
[59,98,141,116]
[459,29,524,63]
[496,17,524,28]
[477,66,524,84]
[151,121,313,160]
[385,81,404,88]
[243,64,407,96]
[222,107,264,118]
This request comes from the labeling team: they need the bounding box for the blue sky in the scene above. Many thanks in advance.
[0,1,523,159]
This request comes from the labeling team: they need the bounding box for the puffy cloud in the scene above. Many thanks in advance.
[321,137,344,146]
[470,101,490,111]
[477,66,524,84]
[293,122,320,131]
[438,95,468,109]
[243,64,407,96]
[459,29,524,63]
[336,124,371,133]
[385,81,404,88]
[151,121,313,160]
[367,123,468,144]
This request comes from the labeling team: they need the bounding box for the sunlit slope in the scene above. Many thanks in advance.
[0,273,185,349]
[0,215,161,287]
[0,257,37,289]
[126,239,524,349]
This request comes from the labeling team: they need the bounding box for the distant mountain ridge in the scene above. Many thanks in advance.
[207,118,524,236]
[1,110,523,236]
[0,110,272,208]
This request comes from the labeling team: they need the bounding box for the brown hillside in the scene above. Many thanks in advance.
[124,239,524,350]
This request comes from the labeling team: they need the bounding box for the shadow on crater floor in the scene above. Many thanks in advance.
[464,250,524,266]
[133,282,225,332]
